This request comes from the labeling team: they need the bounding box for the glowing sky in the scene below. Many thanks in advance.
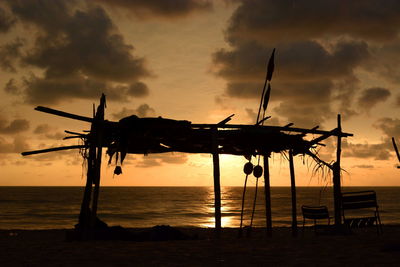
[1,0,400,186]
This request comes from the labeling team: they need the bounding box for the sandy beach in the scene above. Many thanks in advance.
[1,226,400,266]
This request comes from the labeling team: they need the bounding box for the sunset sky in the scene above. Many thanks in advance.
[1,0,400,187]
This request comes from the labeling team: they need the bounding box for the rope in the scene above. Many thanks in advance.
[250,177,259,227]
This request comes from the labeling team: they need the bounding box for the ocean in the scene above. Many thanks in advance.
[0,186,399,230]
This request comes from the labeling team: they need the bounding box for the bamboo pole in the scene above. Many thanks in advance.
[263,155,272,237]
[212,128,221,237]
[333,114,342,226]
[288,149,297,237]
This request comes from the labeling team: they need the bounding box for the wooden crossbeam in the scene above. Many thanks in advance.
[35,106,93,123]
[191,123,352,137]
[21,145,86,156]
[309,128,338,145]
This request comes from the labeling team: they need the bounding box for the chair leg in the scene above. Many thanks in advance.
[376,210,383,234]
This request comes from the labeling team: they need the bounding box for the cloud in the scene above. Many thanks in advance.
[274,103,332,128]
[342,139,391,160]
[33,124,65,140]
[6,0,151,104]
[352,164,374,169]
[0,116,29,134]
[0,7,15,33]
[0,38,24,72]
[22,74,151,104]
[95,0,212,18]
[112,104,156,120]
[373,118,400,139]
[225,0,400,45]
[0,135,30,153]
[357,87,391,112]
[365,41,400,85]
[213,40,368,127]
[212,1,382,127]
[4,78,19,95]
[134,153,188,168]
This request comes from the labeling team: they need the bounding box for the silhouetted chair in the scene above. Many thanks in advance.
[301,205,331,234]
[341,190,383,234]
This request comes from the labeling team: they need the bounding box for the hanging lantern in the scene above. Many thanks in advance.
[253,165,263,178]
[114,166,122,175]
[243,162,254,175]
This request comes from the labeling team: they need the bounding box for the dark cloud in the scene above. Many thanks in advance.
[127,82,149,97]
[6,0,151,104]
[135,104,155,117]
[226,0,400,45]
[95,0,212,18]
[213,40,367,126]
[341,118,400,161]
[22,73,150,104]
[0,117,29,134]
[34,124,64,140]
[352,164,374,169]
[373,118,400,139]
[135,153,188,168]
[213,41,366,97]
[0,7,15,33]
[4,78,20,95]
[0,38,24,72]
[112,104,155,120]
[342,140,391,160]
[357,87,391,112]
[365,41,400,84]
[0,135,30,153]
[213,1,378,126]
[33,124,51,134]
[273,103,332,128]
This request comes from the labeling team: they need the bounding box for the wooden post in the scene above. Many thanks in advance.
[212,128,221,237]
[333,114,342,226]
[78,94,106,239]
[90,96,105,225]
[78,139,95,239]
[288,149,297,237]
[90,145,103,228]
[263,155,272,237]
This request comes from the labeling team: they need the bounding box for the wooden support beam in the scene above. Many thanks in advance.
[333,114,342,226]
[90,95,106,233]
[263,155,272,237]
[212,127,221,237]
[288,149,298,237]
[392,137,400,164]
[191,123,353,137]
[35,106,93,122]
[21,145,86,156]
[79,138,96,240]
[309,129,337,145]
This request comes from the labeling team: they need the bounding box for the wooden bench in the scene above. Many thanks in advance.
[341,190,383,234]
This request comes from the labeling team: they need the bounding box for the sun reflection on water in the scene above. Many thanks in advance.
[200,187,239,228]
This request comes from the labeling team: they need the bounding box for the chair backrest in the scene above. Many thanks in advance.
[301,205,329,219]
[341,191,377,210]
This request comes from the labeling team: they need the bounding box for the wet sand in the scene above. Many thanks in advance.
[1,226,400,266]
